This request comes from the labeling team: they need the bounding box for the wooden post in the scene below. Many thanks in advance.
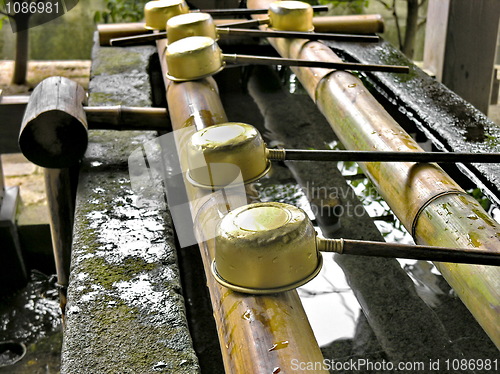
[423,0,500,115]
[44,167,75,317]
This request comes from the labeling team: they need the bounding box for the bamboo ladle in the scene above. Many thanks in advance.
[165,36,409,81]
[111,11,378,46]
[186,123,500,188]
[212,202,500,294]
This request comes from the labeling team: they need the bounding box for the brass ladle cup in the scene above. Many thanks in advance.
[212,202,500,294]
[165,36,409,81]
[186,123,500,188]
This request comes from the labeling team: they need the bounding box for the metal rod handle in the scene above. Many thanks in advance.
[216,27,379,42]
[317,238,500,266]
[111,26,378,46]
[271,148,500,163]
[222,53,409,73]
[110,31,166,46]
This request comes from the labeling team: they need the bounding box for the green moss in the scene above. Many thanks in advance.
[92,49,145,76]
[88,92,124,106]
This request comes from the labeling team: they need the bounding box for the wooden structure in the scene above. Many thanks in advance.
[423,0,500,114]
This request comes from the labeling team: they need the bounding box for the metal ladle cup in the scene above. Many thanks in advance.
[212,202,323,294]
[144,0,189,30]
[268,0,314,31]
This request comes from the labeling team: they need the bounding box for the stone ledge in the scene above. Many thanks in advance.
[61,37,199,374]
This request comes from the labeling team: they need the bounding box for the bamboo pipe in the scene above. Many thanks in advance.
[98,14,385,45]
[158,37,328,373]
[248,0,500,348]
[110,27,378,47]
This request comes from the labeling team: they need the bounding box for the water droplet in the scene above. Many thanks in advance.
[348,83,357,88]
[242,310,252,321]
[272,257,278,263]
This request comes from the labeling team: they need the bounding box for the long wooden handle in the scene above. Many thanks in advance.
[269,148,500,163]
[110,31,166,46]
[110,27,378,46]
[222,53,410,73]
[217,27,379,42]
[318,238,500,266]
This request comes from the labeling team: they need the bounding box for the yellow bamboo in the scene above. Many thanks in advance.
[248,0,500,348]
[158,38,328,373]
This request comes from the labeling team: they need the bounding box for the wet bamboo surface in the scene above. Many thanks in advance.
[157,38,328,373]
[249,0,500,348]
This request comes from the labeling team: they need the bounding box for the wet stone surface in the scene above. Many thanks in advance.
[61,39,199,373]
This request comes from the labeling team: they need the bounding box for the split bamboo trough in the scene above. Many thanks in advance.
[248,0,500,349]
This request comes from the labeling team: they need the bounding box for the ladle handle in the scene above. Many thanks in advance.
[217,19,270,28]
[198,5,330,16]
[110,32,167,46]
[317,238,500,266]
[268,148,500,163]
[222,54,410,73]
[217,27,379,42]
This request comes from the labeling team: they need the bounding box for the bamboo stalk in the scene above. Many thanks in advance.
[158,37,328,373]
[85,106,169,130]
[248,0,500,349]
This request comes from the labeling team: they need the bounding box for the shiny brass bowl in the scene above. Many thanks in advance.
[167,13,218,44]
[186,122,271,188]
[165,36,224,81]
[268,1,314,32]
[144,0,189,30]
[212,202,322,294]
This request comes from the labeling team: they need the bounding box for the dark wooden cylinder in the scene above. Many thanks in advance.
[19,76,88,168]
